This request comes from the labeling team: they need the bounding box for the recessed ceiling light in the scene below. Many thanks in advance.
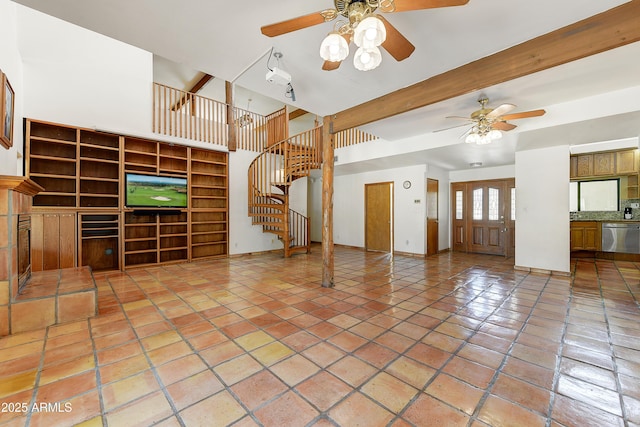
[469,162,483,167]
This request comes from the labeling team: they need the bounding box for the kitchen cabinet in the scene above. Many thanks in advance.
[593,152,615,176]
[575,154,594,178]
[616,149,639,175]
[570,221,601,251]
[570,149,639,180]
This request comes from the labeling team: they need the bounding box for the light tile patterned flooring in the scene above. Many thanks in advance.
[1,246,640,426]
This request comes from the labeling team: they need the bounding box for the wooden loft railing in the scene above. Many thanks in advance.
[334,127,379,148]
[153,82,377,151]
[153,83,230,146]
[248,126,322,257]
[153,83,289,151]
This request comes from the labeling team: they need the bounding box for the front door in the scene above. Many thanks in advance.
[468,180,507,255]
[426,178,438,256]
[505,182,516,257]
[452,178,515,256]
[365,182,393,253]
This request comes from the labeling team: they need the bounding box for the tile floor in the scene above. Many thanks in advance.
[0,246,639,427]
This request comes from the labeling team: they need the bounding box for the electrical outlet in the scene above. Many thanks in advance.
[414,199,421,204]
[632,203,640,208]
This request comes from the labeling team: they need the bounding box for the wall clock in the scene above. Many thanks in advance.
[403,180,411,189]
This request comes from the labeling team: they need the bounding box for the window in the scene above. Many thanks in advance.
[570,178,619,211]
[488,188,499,220]
[511,188,516,221]
[455,191,463,220]
[473,188,483,220]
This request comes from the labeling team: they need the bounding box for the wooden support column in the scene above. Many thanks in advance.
[226,81,237,152]
[321,116,334,288]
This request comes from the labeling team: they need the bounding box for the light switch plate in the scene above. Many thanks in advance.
[632,203,640,208]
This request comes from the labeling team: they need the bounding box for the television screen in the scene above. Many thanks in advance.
[125,173,188,208]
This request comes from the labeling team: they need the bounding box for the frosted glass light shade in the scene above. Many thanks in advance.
[353,16,386,48]
[319,33,349,62]
[465,129,502,144]
[353,46,382,71]
[488,129,502,140]
[465,133,479,144]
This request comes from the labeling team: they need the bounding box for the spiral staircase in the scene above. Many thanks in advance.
[247,126,323,257]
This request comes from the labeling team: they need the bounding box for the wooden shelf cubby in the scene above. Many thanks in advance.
[26,120,121,209]
[79,213,120,271]
[189,148,228,260]
[122,210,189,267]
[26,119,229,271]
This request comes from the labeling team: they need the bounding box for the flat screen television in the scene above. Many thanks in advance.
[125,173,188,208]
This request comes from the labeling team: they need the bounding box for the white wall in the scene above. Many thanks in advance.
[17,6,153,137]
[0,0,24,176]
[228,150,284,255]
[427,164,450,252]
[515,145,570,273]
[334,164,427,254]
[450,164,515,183]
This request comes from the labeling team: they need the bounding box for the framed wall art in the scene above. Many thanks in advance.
[0,71,15,149]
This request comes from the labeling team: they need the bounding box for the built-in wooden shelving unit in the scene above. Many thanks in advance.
[190,148,228,259]
[25,119,229,271]
[27,121,78,207]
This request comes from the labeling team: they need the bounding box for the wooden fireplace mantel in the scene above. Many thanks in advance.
[0,176,44,196]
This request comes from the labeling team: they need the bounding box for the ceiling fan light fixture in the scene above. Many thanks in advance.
[488,129,502,140]
[319,32,349,62]
[354,46,382,71]
[465,129,502,145]
[465,133,478,144]
[353,16,386,48]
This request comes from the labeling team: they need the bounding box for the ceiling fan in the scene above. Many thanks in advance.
[261,0,470,71]
[439,96,546,144]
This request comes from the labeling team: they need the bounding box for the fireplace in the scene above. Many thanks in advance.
[18,215,32,292]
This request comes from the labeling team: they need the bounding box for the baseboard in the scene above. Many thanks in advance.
[514,265,571,276]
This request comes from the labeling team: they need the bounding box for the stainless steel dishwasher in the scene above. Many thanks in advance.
[602,222,640,254]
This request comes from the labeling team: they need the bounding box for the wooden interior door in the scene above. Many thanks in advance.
[426,178,438,256]
[365,182,393,253]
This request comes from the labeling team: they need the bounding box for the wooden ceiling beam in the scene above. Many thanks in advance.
[329,1,640,134]
[171,73,213,111]
[289,108,310,120]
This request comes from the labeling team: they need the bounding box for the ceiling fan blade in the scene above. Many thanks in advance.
[261,12,328,37]
[492,121,517,131]
[433,123,470,132]
[378,15,415,61]
[322,60,342,71]
[486,103,516,119]
[445,115,474,120]
[393,0,470,13]
[500,109,546,121]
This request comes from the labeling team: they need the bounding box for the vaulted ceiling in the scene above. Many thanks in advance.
[12,0,640,171]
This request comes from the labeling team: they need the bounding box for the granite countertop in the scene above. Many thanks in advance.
[571,219,640,223]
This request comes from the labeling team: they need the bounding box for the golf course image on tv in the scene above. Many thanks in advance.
[125,173,188,208]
